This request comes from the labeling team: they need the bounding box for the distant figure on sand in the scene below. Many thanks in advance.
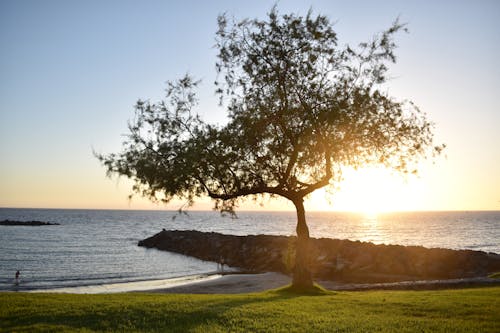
[15,270,20,285]
[218,256,225,272]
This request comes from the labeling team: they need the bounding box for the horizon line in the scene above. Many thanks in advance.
[1,206,499,213]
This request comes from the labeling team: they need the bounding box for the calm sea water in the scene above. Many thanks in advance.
[0,208,498,291]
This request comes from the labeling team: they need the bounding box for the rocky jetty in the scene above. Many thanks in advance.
[139,230,500,283]
[0,220,60,226]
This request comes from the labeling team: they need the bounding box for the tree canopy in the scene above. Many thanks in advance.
[98,8,443,289]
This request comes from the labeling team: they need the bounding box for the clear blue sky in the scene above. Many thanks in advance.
[1,0,499,211]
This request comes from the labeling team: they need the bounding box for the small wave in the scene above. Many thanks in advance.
[27,273,222,294]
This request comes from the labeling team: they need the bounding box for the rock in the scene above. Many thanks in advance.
[138,230,500,283]
[0,220,60,226]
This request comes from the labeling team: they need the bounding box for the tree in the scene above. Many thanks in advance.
[98,8,443,290]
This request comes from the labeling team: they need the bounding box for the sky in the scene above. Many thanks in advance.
[0,0,499,212]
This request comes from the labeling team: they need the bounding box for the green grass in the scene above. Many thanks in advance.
[1,287,499,332]
[488,272,500,279]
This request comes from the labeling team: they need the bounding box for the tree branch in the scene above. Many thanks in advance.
[279,145,299,187]
[298,148,332,197]
[206,185,293,202]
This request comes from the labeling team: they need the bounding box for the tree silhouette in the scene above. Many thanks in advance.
[98,8,443,290]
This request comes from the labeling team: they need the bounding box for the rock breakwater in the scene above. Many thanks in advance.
[0,220,60,226]
[139,230,500,283]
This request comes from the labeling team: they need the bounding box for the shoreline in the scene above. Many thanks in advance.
[17,271,500,294]
[23,273,223,294]
[146,272,291,294]
[149,273,500,294]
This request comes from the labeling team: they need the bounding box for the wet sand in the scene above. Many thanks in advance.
[27,274,223,294]
[25,272,499,294]
[148,273,500,294]
[147,272,291,294]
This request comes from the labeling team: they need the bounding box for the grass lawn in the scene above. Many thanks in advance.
[1,286,499,332]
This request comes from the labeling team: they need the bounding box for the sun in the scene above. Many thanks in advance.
[306,166,426,213]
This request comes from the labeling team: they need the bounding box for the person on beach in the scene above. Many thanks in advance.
[218,256,225,272]
[15,270,20,285]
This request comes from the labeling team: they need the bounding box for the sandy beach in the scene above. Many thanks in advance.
[23,272,500,294]
[22,272,290,294]
[146,272,500,294]
[26,274,223,294]
[148,272,292,294]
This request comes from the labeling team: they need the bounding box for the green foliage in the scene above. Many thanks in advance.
[489,272,500,279]
[1,287,499,332]
[97,7,443,213]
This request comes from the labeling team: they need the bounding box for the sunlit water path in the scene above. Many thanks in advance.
[0,208,498,291]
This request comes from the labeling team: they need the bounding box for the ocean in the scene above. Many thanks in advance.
[0,208,498,292]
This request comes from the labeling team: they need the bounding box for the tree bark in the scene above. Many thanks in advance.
[292,197,313,290]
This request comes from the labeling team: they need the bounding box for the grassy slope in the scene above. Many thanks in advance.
[1,287,499,332]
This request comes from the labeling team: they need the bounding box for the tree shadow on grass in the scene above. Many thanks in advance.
[269,282,334,296]
[1,289,333,332]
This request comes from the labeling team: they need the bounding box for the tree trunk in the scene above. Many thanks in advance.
[292,197,313,290]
